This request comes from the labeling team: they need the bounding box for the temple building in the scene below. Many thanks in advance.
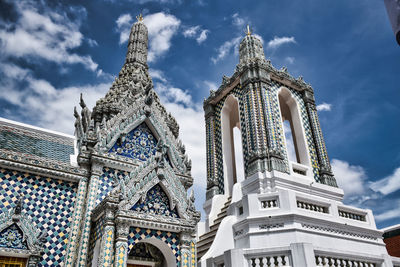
[0,14,399,267]
[0,15,199,267]
[196,27,400,267]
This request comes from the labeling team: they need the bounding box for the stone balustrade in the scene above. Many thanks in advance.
[338,210,366,222]
[297,200,328,214]
[261,199,278,208]
[249,255,291,267]
[315,255,375,267]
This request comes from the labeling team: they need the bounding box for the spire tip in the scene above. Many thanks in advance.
[136,13,144,23]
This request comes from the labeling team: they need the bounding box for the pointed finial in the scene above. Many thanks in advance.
[246,25,252,36]
[136,13,144,22]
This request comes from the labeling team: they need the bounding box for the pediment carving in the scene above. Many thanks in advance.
[0,195,46,256]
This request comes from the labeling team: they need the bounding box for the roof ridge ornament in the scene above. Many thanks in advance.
[246,24,252,36]
[136,13,144,23]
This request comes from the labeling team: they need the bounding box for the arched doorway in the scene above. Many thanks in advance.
[127,238,176,267]
[221,95,244,196]
[278,88,311,174]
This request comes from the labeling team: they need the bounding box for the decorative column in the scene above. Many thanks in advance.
[76,163,102,266]
[63,176,88,266]
[180,232,193,267]
[261,83,288,174]
[114,220,129,267]
[190,240,197,267]
[98,203,117,267]
[303,89,337,187]
[204,103,219,200]
[241,82,268,175]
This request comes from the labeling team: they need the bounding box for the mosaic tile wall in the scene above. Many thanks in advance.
[96,167,128,206]
[109,123,157,161]
[131,184,179,218]
[127,227,180,265]
[0,126,74,163]
[0,168,77,266]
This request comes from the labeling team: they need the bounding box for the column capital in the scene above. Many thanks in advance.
[204,103,215,119]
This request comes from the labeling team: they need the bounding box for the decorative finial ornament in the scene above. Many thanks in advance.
[246,25,252,36]
[136,13,144,22]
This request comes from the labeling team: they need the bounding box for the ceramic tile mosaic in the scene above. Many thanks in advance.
[0,168,77,266]
[96,168,128,206]
[0,126,74,163]
[109,123,157,161]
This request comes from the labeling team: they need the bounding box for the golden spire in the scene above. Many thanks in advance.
[246,25,252,36]
[136,13,144,22]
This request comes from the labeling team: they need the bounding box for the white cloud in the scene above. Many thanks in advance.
[331,159,367,196]
[149,69,167,83]
[183,26,209,44]
[375,201,400,222]
[87,38,98,47]
[204,80,218,91]
[267,36,296,49]
[285,56,295,64]
[316,103,332,111]
[154,83,192,106]
[211,36,241,64]
[116,14,133,44]
[144,12,180,62]
[183,26,200,38]
[0,63,109,134]
[232,13,245,28]
[116,12,181,62]
[370,167,400,195]
[196,29,209,44]
[0,1,99,72]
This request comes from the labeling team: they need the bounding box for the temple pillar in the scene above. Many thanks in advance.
[303,90,337,187]
[114,220,129,267]
[205,104,219,199]
[98,203,117,267]
[63,176,88,266]
[76,163,102,266]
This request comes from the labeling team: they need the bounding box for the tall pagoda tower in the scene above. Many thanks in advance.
[197,28,395,267]
[64,15,200,267]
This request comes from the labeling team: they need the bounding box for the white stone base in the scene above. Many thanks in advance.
[198,171,399,267]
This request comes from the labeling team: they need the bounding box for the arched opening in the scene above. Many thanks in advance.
[127,238,176,267]
[278,88,311,175]
[221,95,244,196]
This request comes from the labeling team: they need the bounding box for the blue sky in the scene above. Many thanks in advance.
[0,0,399,228]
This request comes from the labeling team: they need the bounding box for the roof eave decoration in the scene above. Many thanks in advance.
[204,30,314,106]
[110,150,200,223]
[0,195,47,256]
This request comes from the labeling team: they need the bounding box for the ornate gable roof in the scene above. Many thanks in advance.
[75,16,200,227]
[73,18,191,178]
[0,195,46,256]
